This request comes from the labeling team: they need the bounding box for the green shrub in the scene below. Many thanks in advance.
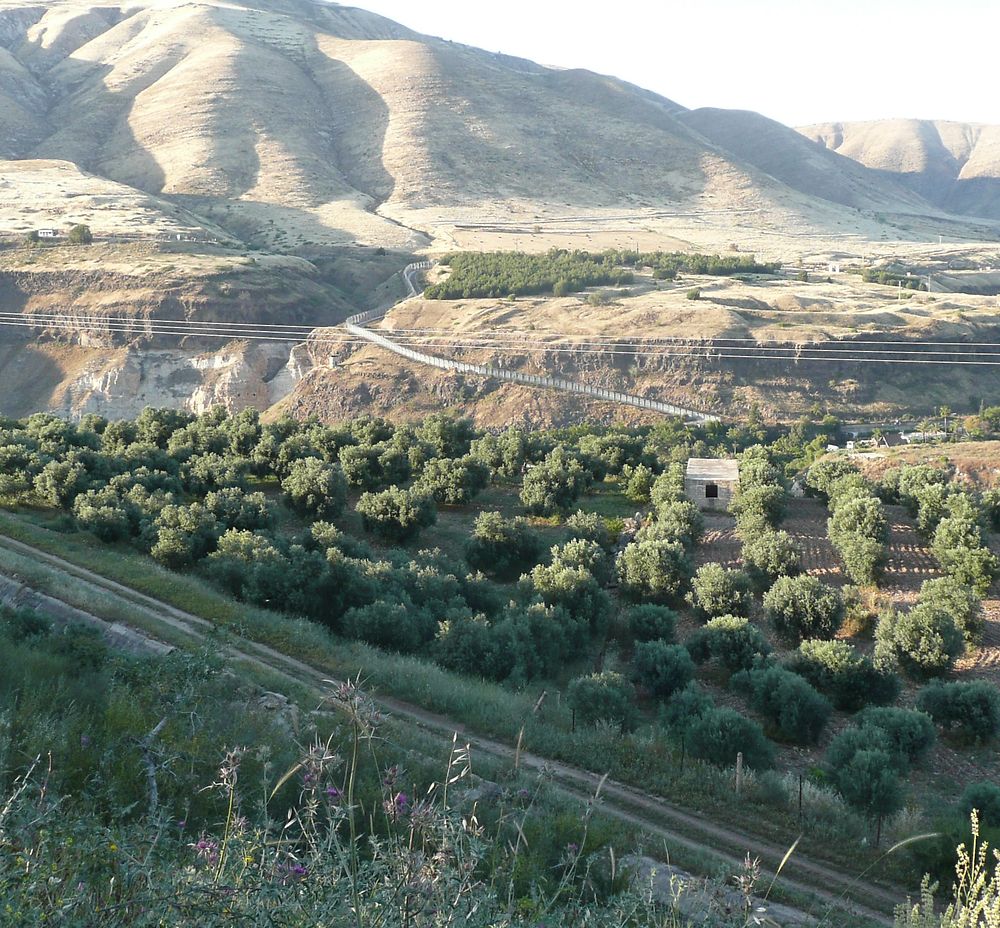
[520,446,593,515]
[356,487,437,544]
[566,672,637,731]
[686,707,774,770]
[763,575,844,643]
[632,640,695,700]
[687,564,755,619]
[522,562,610,637]
[855,706,937,766]
[466,512,544,579]
[874,604,965,680]
[414,455,490,505]
[626,604,678,643]
[732,664,832,744]
[918,576,984,645]
[281,458,347,519]
[741,530,801,582]
[549,538,613,587]
[616,538,692,603]
[686,616,770,673]
[960,782,1000,827]
[916,681,1000,743]
[786,639,899,711]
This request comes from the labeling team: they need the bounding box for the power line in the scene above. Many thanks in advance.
[4,312,999,356]
[4,315,1000,365]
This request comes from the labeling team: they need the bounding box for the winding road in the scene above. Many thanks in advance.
[344,263,721,425]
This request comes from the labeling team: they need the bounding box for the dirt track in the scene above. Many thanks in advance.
[0,529,904,925]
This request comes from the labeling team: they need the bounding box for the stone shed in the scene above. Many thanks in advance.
[685,458,739,511]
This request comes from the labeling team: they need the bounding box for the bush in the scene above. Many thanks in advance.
[732,484,786,528]
[741,531,801,582]
[67,223,93,245]
[855,706,937,766]
[356,487,437,544]
[616,538,692,603]
[342,601,431,654]
[874,604,965,680]
[830,748,904,824]
[763,575,844,643]
[520,446,593,515]
[414,456,489,505]
[565,510,616,552]
[632,640,695,700]
[281,458,347,519]
[619,463,653,504]
[465,512,543,579]
[732,665,831,744]
[626,604,677,643]
[687,564,755,619]
[660,683,713,734]
[549,538,613,587]
[644,500,703,549]
[786,639,899,711]
[960,782,1000,827]
[686,616,770,673]
[522,562,610,637]
[686,288,701,301]
[566,672,637,731]
[918,576,984,645]
[686,707,774,770]
[649,463,685,508]
[931,507,999,597]
[916,681,1000,743]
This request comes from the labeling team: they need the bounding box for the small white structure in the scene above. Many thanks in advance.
[685,458,740,511]
[37,229,60,239]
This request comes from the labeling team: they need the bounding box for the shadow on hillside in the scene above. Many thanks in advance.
[0,334,66,417]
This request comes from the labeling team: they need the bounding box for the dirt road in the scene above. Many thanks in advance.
[0,530,910,925]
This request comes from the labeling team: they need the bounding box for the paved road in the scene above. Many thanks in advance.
[0,529,905,925]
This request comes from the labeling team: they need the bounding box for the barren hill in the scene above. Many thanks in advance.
[800,119,1000,220]
[0,0,964,250]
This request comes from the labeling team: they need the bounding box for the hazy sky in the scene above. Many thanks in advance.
[353,0,997,126]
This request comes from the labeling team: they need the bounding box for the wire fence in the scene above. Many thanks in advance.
[345,263,721,424]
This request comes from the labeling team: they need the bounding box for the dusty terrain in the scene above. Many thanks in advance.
[1,0,998,255]
[801,120,1000,220]
[2,0,1000,424]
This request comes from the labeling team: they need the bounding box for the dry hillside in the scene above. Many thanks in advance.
[800,119,1000,220]
[0,0,986,252]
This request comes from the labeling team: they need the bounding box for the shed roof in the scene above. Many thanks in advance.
[685,458,740,482]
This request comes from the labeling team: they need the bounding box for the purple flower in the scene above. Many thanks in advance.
[517,788,530,800]
[325,786,341,800]
[567,843,579,854]
[80,735,91,748]
[191,837,220,866]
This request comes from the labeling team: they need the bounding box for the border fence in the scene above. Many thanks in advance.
[345,262,720,424]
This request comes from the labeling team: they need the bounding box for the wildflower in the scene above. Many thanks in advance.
[191,838,220,867]
[279,861,308,883]
[383,791,410,822]
[517,788,531,800]
[325,786,341,800]
[567,843,579,854]
[382,765,400,789]
[108,843,118,854]
[79,735,91,748]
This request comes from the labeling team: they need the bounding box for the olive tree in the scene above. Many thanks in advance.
[763,575,844,643]
[616,538,692,603]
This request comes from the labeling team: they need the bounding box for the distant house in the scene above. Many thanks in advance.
[685,458,740,511]
[37,229,60,239]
